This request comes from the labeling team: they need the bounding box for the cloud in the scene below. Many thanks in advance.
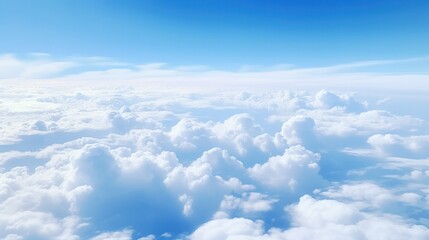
[164,147,251,221]
[90,229,133,240]
[0,54,76,79]
[311,109,422,137]
[283,194,429,240]
[279,116,316,147]
[368,134,429,158]
[189,218,264,240]
[288,195,362,228]
[248,145,322,192]
[137,235,155,240]
[305,55,429,73]
[169,118,213,151]
[1,73,429,239]
[320,183,395,207]
[190,194,429,240]
[217,192,278,217]
[312,89,365,112]
[2,54,429,94]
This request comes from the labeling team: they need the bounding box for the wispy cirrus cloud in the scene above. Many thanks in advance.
[1,54,429,93]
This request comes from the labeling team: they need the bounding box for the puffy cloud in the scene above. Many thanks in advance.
[190,195,429,240]
[253,132,287,154]
[279,116,316,147]
[368,134,429,158]
[213,113,263,155]
[164,148,251,221]
[0,156,82,239]
[283,195,429,240]
[304,109,423,138]
[233,91,308,111]
[288,195,363,228]
[312,89,365,112]
[214,113,262,138]
[169,118,213,151]
[217,192,277,217]
[189,218,264,240]
[168,113,264,156]
[164,147,246,193]
[138,235,156,240]
[113,148,179,182]
[0,212,80,240]
[248,145,322,192]
[1,84,429,239]
[90,229,133,240]
[320,183,395,207]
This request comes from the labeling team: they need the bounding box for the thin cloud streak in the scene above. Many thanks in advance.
[1,54,428,93]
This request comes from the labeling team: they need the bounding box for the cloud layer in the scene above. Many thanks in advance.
[0,54,429,240]
[1,54,429,93]
[1,55,429,239]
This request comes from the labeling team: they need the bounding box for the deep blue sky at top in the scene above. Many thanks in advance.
[0,0,428,69]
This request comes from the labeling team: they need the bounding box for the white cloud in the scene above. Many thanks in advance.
[283,195,429,240]
[288,195,363,228]
[217,192,277,216]
[189,218,264,240]
[169,118,213,151]
[90,229,133,240]
[2,54,429,94]
[312,109,422,137]
[312,89,365,112]
[190,194,429,240]
[138,235,156,240]
[320,183,395,207]
[0,54,76,79]
[279,116,316,146]
[1,73,429,239]
[368,134,429,158]
[164,147,251,220]
[248,145,322,191]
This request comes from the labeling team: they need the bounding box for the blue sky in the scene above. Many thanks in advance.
[1,0,428,69]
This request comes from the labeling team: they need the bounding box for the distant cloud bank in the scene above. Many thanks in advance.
[1,54,429,93]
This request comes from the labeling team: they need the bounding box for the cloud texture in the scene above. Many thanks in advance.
[1,55,429,239]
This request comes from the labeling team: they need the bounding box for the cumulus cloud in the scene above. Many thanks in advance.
[1,81,429,239]
[189,218,264,240]
[137,235,156,240]
[312,89,365,112]
[283,195,429,240]
[368,134,429,158]
[320,182,395,207]
[90,229,133,240]
[216,192,277,218]
[169,118,213,151]
[248,145,322,192]
[279,116,316,147]
[190,194,429,240]
[164,147,252,221]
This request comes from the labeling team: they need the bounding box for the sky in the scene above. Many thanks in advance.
[1,0,428,69]
[2,1,429,240]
